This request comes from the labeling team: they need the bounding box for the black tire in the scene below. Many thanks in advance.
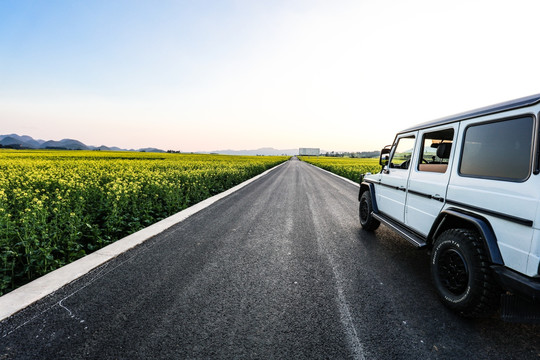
[431,228,501,317]
[359,191,380,231]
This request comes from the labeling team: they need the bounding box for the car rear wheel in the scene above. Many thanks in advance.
[431,228,500,317]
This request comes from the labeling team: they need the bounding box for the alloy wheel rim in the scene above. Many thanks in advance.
[360,200,369,222]
[437,248,469,295]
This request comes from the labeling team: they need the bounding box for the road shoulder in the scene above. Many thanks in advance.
[0,161,287,321]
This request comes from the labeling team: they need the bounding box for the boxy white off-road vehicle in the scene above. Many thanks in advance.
[359,94,540,319]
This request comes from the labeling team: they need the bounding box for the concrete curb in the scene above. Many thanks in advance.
[0,161,287,321]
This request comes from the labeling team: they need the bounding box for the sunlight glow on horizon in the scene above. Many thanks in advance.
[2,0,540,152]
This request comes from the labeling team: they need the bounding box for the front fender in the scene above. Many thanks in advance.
[359,181,379,214]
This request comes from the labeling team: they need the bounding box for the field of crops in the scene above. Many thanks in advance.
[0,150,288,295]
[299,156,381,183]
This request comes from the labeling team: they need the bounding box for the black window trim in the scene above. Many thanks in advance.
[416,127,455,173]
[388,133,416,170]
[457,114,536,183]
[535,111,540,175]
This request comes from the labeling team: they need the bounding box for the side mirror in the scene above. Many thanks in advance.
[379,145,392,166]
[380,154,389,166]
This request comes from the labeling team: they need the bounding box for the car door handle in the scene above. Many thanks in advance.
[431,194,444,201]
[398,186,406,192]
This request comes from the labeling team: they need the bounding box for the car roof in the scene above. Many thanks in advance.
[399,93,540,134]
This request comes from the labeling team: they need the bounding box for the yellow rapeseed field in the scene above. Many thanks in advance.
[0,150,288,295]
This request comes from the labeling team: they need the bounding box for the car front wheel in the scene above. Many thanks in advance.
[359,191,380,231]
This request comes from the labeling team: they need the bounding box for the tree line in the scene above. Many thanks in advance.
[322,151,380,158]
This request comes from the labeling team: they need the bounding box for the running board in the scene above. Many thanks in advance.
[372,213,427,248]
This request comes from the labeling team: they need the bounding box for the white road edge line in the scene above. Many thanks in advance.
[303,161,361,188]
[0,161,288,322]
[304,162,365,359]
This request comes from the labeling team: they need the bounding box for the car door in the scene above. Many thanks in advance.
[376,133,417,223]
[405,125,457,236]
[447,115,537,276]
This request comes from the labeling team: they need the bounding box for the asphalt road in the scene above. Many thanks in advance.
[1,157,539,359]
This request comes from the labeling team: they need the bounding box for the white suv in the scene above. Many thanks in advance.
[359,94,540,318]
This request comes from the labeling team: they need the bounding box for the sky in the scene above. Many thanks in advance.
[2,0,540,152]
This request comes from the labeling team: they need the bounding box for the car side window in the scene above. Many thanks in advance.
[459,116,533,181]
[390,136,415,169]
[418,128,454,173]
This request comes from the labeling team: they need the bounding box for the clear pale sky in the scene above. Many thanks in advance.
[2,0,540,152]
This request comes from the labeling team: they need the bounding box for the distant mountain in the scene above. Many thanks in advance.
[0,134,166,153]
[211,147,298,156]
[0,134,45,149]
[106,146,126,152]
[138,147,165,153]
[0,136,22,147]
[0,134,302,155]
[41,139,89,150]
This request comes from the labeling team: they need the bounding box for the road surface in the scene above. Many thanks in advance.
[1,158,539,359]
